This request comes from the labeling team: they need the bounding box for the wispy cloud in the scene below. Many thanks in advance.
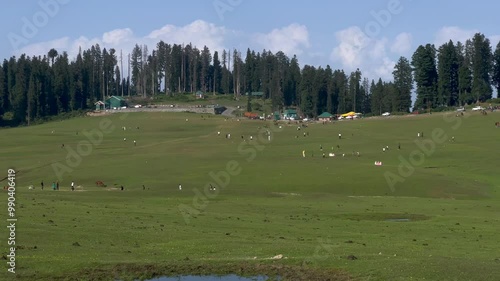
[433,26,479,46]
[14,20,500,84]
[253,23,311,56]
[14,20,229,59]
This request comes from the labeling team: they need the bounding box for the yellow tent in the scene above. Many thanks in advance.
[341,111,356,117]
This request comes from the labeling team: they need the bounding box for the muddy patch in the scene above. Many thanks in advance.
[385,218,411,222]
[47,262,353,281]
[336,212,431,222]
[145,275,268,281]
[271,192,302,197]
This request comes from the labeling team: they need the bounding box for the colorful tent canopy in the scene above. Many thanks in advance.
[341,111,356,117]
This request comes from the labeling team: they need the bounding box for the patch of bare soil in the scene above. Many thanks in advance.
[87,111,110,117]
[38,262,356,281]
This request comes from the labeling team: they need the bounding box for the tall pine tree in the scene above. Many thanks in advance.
[437,41,459,106]
[412,44,438,110]
[469,33,492,102]
[392,56,413,112]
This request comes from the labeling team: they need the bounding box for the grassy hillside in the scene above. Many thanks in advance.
[0,111,499,280]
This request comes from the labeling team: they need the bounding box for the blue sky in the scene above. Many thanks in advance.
[2,0,500,83]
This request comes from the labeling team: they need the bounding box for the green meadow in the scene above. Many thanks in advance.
[0,110,499,281]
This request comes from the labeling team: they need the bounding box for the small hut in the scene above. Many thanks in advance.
[195,91,205,99]
[95,101,105,111]
[318,112,333,121]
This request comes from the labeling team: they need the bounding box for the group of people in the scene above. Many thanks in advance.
[40,180,75,191]
[123,138,137,146]
[121,125,140,145]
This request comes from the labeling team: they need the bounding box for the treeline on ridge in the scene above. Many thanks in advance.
[1,32,499,126]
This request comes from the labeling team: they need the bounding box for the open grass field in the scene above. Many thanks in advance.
[0,110,499,281]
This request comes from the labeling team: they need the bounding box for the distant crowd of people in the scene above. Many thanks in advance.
[36,180,75,191]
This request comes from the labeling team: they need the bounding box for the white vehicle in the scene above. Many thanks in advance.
[456,107,465,112]
[134,105,142,108]
[382,112,391,116]
[472,106,485,111]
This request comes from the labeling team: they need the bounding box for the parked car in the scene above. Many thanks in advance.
[382,112,391,116]
[456,107,465,112]
[472,106,485,111]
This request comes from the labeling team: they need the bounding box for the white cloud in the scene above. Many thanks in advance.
[15,21,314,72]
[488,35,500,48]
[21,21,500,85]
[253,23,310,56]
[434,26,479,46]
[330,26,395,81]
[330,26,369,69]
[391,32,412,54]
[16,37,71,57]
[374,57,396,81]
[147,20,227,53]
[103,28,134,46]
[434,26,500,51]
[14,20,228,61]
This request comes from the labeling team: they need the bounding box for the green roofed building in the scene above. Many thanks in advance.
[105,96,127,109]
[283,109,298,120]
[318,112,333,121]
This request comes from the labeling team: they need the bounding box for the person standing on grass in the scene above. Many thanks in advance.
[52,182,56,190]
[56,181,59,190]
[71,181,75,191]
[41,181,44,190]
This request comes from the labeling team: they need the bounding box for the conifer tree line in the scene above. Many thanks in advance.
[1,32,499,126]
